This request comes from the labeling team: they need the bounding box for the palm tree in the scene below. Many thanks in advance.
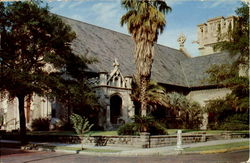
[121,0,171,116]
[131,80,170,114]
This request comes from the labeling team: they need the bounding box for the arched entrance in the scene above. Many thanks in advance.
[110,95,122,124]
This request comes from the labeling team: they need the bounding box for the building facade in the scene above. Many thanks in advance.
[0,15,237,131]
[197,16,237,56]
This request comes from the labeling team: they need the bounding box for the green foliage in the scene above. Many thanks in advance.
[209,4,249,109]
[205,3,249,131]
[121,0,171,116]
[206,96,249,130]
[0,1,99,136]
[179,102,204,130]
[118,115,167,135]
[0,1,76,97]
[121,0,172,42]
[70,113,93,135]
[162,92,204,129]
[131,80,170,114]
[117,123,137,135]
[133,115,154,132]
[219,113,249,130]
[148,122,168,135]
[31,118,50,131]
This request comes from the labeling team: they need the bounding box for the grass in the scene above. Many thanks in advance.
[27,131,77,136]
[167,129,249,135]
[184,141,249,153]
[55,146,121,153]
[27,129,248,136]
[87,131,118,136]
[27,130,118,136]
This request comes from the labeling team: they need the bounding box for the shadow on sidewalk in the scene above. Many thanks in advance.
[0,148,33,157]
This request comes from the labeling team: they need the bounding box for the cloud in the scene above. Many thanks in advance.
[68,1,86,9]
[50,2,70,13]
[90,2,120,25]
[200,0,240,8]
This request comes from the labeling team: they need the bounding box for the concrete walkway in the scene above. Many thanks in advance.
[1,138,249,156]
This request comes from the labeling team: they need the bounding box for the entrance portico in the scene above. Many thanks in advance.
[95,59,134,129]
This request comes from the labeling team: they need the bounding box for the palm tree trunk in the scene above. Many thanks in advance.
[135,40,154,116]
[140,76,148,116]
[17,94,26,143]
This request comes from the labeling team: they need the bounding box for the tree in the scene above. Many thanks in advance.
[205,3,249,129]
[70,113,93,150]
[0,1,78,140]
[131,80,170,115]
[164,92,203,129]
[207,2,249,111]
[121,0,171,116]
[46,54,100,125]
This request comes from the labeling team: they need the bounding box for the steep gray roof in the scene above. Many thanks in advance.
[60,16,235,88]
[61,16,189,87]
[181,52,238,87]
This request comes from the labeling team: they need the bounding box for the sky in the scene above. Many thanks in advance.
[46,0,243,57]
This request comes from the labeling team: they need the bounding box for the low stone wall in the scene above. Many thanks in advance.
[83,135,141,147]
[1,131,248,148]
[150,134,206,148]
[81,133,206,148]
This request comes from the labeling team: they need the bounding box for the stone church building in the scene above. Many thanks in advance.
[0,16,237,131]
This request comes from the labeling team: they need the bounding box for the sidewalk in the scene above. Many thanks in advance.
[1,138,249,156]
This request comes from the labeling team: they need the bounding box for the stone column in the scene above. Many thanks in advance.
[200,113,208,130]
[176,130,183,153]
[99,72,107,86]
[139,132,150,148]
[201,132,206,142]
[106,105,111,128]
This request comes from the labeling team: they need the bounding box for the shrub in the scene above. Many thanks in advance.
[31,118,50,131]
[219,123,249,130]
[218,113,249,130]
[133,115,154,132]
[70,113,93,135]
[148,122,168,135]
[70,113,93,150]
[180,102,204,130]
[117,120,168,135]
[117,123,137,135]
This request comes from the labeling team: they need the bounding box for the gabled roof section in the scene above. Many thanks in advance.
[60,16,190,87]
[60,16,237,88]
[180,52,238,87]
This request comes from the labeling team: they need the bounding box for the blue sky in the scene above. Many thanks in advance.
[46,0,242,57]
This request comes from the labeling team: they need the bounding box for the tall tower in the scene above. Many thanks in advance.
[197,16,237,56]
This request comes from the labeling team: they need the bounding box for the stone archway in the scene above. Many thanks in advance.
[110,95,122,124]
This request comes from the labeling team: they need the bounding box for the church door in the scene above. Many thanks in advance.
[110,95,122,124]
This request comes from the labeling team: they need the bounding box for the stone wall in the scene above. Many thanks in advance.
[2,132,248,148]
[150,134,206,148]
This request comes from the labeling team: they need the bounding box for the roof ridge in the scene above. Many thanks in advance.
[190,52,228,59]
[58,14,184,53]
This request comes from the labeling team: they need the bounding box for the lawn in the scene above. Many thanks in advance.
[27,129,248,136]
[184,141,249,153]
[27,130,118,136]
[167,129,249,135]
